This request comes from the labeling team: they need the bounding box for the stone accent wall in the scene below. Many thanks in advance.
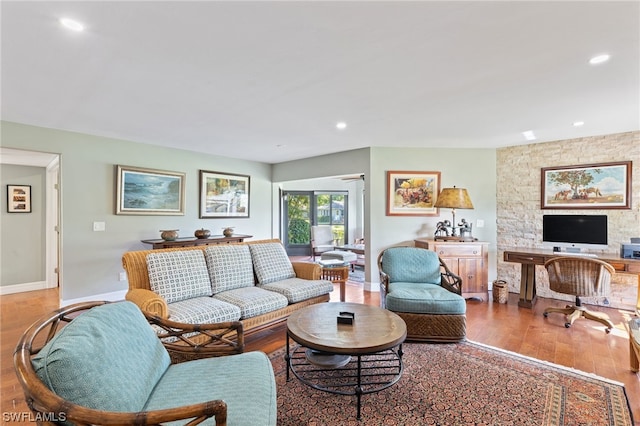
[496,131,640,311]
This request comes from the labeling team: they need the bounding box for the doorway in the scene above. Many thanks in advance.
[0,148,60,294]
[282,191,348,257]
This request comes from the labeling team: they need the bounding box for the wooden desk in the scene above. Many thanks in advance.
[141,234,252,249]
[503,248,640,311]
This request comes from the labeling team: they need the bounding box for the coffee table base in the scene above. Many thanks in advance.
[286,343,404,419]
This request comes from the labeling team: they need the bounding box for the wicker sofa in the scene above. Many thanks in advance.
[123,239,333,336]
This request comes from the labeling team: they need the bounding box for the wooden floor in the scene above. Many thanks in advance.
[2,283,639,423]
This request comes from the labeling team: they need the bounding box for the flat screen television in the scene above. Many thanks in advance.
[542,214,608,252]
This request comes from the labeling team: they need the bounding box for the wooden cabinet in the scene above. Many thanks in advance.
[414,239,489,298]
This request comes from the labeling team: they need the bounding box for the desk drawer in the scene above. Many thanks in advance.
[504,252,546,264]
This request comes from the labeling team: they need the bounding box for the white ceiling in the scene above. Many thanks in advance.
[2,1,638,164]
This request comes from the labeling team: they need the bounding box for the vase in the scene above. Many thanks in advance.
[194,228,211,239]
[160,229,179,241]
[223,227,234,237]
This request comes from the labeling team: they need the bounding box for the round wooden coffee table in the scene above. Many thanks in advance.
[286,302,407,419]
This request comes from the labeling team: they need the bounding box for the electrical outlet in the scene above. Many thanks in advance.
[476,219,485,228]
[119,272,127,281]
[93,221,106,232]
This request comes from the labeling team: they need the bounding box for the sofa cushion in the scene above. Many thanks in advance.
[144,351,277,426]
[168,296,242,324]
[386,282,466,315]
[382,247,442,285]
[213,287,289,319]
[205,245,255,294]
[249,242,296,284]
[32,302,170,413]
[259,277,333,303]
[147,250,212,303]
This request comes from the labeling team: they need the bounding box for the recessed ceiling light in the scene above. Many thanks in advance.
[336,122,347,130]
[573,121,585,127]
[60,18,85,32]
[522,130,536,141]
[589,54,610,65]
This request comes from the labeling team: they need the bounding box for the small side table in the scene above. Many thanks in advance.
[629,318,640,372]
[320,264,349,302]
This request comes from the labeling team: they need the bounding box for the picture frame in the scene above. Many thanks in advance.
[386,170,441,216]
[7,184,32,213]
[541,161,632,209]
[199,170,250,218]
[115,165,185,215]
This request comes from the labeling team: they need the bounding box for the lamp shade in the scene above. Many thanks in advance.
[434,187,474,209]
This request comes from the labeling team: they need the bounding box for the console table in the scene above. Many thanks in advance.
[503,248,640,312]
[141,234,252,249]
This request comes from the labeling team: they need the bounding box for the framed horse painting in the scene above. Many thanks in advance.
[541,161,631,209]
[386,170,441,216]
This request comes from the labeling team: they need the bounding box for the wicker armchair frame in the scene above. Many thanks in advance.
[377,247,466,342]
[13,301,248,426]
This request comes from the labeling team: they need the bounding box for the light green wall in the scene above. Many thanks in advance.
[369,147,497,287]
[1,121,273,302]
[2,120,498,302]
[274,145,498,288]
[1,164,46,286]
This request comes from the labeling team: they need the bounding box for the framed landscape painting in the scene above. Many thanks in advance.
[541,161,631,209]
[115,165,185,215]
[386,170,440,216]
[199,170,250,218]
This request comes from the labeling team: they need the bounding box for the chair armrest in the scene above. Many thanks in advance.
[145,314,245,361]
[292,261,321,280]
[37,399,228,426]
[126,288,169,319]
[439,258,463,295]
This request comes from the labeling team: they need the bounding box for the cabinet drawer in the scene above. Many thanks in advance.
[433,244,483,257]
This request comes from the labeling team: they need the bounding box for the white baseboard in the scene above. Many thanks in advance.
[61,290,127,307]
[0,281,47,295]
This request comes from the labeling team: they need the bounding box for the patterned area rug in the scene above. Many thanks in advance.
[271,341,633,425]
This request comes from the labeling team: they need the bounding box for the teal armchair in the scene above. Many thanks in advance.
[378,246,466,342]
[14,301,277,426]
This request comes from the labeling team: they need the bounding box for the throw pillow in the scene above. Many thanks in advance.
[205,244,254,294]
[249,242,295,284]
[147,250,212,303]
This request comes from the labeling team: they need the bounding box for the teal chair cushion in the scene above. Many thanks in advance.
[386,282,466,315]
[32,301,171,413]
[145,351,277,426]
[381,247,441,284]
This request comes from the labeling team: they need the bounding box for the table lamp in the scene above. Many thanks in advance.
[434,186,474,237]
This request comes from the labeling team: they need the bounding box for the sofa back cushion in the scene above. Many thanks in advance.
[205,244,255,294]
[381,247,442,285]
[32,301,171,413]
[147,250,212,303]
[249,242,296,284]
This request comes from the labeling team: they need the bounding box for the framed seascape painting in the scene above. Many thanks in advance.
[7,184,32,213]
[115,165,186,215]
[199,170,250,218]
[541,161,632,209]
[386,170,441,216]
